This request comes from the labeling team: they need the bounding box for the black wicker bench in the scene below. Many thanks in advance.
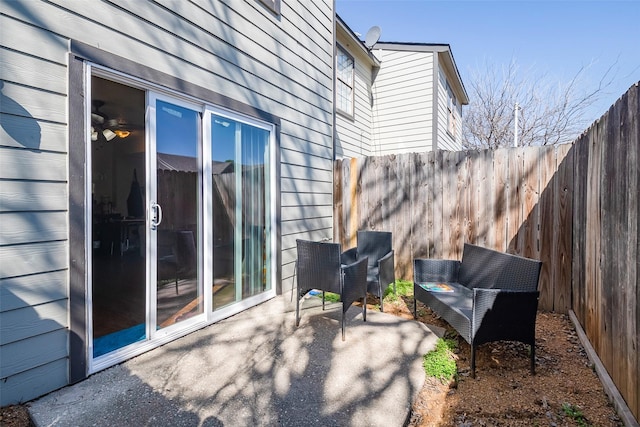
[413,243,542,378]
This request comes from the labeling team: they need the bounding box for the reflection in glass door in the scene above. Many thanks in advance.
[210,113,271,310]
[152,98,203,329]
[90,76,147,358]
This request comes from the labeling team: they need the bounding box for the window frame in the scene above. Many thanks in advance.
[336,45,355,119]
[440,72,458,139]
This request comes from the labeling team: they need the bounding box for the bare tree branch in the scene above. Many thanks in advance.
[462,58,617,149]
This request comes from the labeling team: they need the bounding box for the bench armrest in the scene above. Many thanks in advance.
[413,258,460,283]
[471,288,540,345]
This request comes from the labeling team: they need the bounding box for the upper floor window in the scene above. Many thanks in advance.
[440,72,458,138]
[336,46,354,117]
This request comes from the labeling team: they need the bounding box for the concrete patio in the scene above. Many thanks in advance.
[28,295,439,426]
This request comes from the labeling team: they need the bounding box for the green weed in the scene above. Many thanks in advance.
[423,338,458,383]
[561,402,590,427]
[321,292,341,303]
[383,279,413,303]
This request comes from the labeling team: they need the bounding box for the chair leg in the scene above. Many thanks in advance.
[379,282,384,312]
[175,264,179,294]
[471,345,476,379]
[294,261,300,327]
[413,297,417,319]
[322,291,325,310]
[530,343,536,375]
[341,309,346,341]
[363,294,367,322]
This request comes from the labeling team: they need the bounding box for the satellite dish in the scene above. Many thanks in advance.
[364,26,381,50]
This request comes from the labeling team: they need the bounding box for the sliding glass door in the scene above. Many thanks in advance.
[89,70,274,370]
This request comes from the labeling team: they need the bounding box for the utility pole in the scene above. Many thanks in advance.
[514,102,521,147]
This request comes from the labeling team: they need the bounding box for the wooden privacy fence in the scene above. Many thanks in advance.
[333,82,640,422]
[571,83,639,421]
[334,144,574,313]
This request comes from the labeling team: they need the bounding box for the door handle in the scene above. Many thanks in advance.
[150,201,163,229]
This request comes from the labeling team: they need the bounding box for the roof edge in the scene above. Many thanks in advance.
[374,42,469,104]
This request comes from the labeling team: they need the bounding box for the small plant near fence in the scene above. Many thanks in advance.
[561,402,590,427]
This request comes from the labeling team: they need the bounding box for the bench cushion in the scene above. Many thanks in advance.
[414,281,473,342]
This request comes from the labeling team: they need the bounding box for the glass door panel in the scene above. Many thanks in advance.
[210,113,271,310]
[90,76,147,357]
[153,99,203,329]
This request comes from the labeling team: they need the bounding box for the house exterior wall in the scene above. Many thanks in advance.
[334,36,468,158]
[335,57,375,157]
[334,25,377,159]
[371,49,435,155]
[0,0,333,405]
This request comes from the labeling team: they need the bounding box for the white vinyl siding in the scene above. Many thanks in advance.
[372,50,435,155]
[0,0,333,405]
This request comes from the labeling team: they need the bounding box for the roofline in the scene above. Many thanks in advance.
[373,42,469,104]
[335,14,381,68]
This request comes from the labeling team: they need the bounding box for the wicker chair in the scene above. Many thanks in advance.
[413,244,541,378]
[295,239,368,341]
[341,231,395,311]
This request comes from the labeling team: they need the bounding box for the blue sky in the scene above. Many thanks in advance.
[336,0,640,125]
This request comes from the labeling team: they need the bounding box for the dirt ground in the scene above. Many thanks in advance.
[0,295,624,427]
[387,295,624,427]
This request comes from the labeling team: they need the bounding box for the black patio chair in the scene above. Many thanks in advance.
[295,239,368,341]
[157,230,197,295]
[341,230,395,312]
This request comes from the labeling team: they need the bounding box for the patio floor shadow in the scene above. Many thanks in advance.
[29,295,439,427]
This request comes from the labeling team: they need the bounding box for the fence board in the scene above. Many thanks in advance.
[466,151,479,246]
[572,134,588,322]
[603,102,625,394]
[522,148,541,261]
[554,144,573,313]
[397,154,412,277]
[432,150,444,258]
[493,149,509,253]
[507,148,524,255]
[538,146,557,311]
[425,152,436,257]
[411,153,428,259]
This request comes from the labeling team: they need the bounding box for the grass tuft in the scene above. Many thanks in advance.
[383,279,413,303]
[423,338,458,383]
